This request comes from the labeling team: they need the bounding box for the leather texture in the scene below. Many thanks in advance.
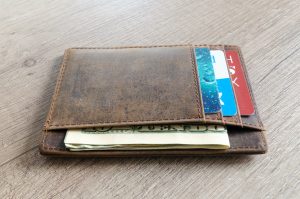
[40,44,267,157]
[46,46,203,129]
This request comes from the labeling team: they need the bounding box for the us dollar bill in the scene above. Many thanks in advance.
[64,124,230,151]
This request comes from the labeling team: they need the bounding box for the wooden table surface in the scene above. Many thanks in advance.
[0,0,299,198]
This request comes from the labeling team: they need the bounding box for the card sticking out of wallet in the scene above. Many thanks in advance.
[195,48,221,114]
[211,50,237,116]
[225,50,255,115]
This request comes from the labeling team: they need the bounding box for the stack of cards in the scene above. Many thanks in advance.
[195,48,255,117]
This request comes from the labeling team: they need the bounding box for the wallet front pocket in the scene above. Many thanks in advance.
[44,45,263,131]
[45,45,204,129]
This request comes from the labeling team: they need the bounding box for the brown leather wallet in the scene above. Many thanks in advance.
[39,44,267,157]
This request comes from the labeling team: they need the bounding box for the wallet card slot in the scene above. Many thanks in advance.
[209,45,243,127]
[190,45,206,122]
[224,45,264,130]
[191,45,206,123]
[40,127,267,156]
[193,44,224,125]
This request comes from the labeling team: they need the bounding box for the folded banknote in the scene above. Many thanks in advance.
[64,125,230,151]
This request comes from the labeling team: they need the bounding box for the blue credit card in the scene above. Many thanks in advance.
[195,48,221,113]
[211,50,237,116]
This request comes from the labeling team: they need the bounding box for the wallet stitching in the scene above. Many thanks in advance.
[191,45,206,122]
[41,145,261,151]
[45,119,263,130]
[221,45,241,125]
[43,49,70,148]
[69,44,244,49]
[189,45,202,118]
[47,45,205,128]
[71,44,194,50]
[46,49,70,128]
[235,47,263,128]
[49,118,204,127]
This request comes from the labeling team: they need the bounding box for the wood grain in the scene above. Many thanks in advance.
[0,0,299,198]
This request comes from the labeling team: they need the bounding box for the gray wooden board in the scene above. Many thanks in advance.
[0,0,299,198]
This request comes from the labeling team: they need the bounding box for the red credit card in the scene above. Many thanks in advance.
[225,50,255,115]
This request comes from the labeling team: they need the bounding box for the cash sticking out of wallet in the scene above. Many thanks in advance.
[64,125,230,151]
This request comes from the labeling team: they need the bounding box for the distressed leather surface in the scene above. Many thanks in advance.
[46,46,204,129]
[40,45,267,157]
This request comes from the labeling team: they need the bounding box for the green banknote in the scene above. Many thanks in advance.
[64,125,230,151]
